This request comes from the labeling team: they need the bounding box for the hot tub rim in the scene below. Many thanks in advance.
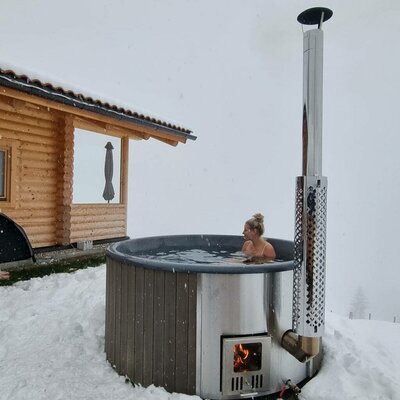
[106,234,294,274]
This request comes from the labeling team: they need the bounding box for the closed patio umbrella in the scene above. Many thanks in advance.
[102,142,115,203]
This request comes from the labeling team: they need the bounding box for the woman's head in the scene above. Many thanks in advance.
[244,213,265,237]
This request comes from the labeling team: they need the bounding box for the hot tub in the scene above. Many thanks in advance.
[105,235,320,399]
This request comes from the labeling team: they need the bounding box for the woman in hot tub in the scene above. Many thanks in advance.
[242,213,276,263]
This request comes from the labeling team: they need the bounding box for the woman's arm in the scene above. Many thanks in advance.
[241,240,251,253]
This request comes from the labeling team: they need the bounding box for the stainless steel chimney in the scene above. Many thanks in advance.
[282,7,332,362]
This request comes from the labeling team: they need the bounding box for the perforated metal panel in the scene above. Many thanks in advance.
[292,176,327,337]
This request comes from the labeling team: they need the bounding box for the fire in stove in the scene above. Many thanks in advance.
[233,343,261,373]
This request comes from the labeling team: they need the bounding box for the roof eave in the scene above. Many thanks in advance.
[0,74,196,142]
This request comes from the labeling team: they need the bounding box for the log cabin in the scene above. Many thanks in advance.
[0,68,195,255]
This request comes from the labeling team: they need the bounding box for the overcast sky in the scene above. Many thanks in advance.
[1,0,399,321]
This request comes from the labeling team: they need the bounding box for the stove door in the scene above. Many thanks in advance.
[221,335,271,397]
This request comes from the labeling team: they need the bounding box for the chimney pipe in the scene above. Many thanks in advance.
[282,7,332,362]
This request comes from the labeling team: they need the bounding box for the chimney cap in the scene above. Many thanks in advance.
[297,7,333,26]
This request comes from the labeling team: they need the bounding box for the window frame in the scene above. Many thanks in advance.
[0,145,10,201]
[0,140,17,207]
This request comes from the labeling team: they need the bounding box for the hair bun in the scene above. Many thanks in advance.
[253,213,264,223]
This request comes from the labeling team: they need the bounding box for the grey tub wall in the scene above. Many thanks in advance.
[105,257,197,394]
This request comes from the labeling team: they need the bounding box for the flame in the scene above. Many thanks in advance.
[233,343,250,371]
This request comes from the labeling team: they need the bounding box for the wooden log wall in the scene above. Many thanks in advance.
[0,96,61,247]
[105,257,197,395]
[70,204,127,243]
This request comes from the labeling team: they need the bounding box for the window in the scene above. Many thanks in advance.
[0,146,10,201]
[73,128,121,204]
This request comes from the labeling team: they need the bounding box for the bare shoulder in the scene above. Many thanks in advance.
[264,241,276,258]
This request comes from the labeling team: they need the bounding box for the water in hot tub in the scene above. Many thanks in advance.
[140,249,282,264]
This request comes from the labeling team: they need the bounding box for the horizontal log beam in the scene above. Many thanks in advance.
[1,130,57,145]
[18,192,57,202]
[23,227,56,239]
[74,117,148,141]
[3,211,56,223]
[70,228,126,239]
[71,203,126,214]
[0,108,57,130]
[17,203,58,211]
[153,136,178,147]
[71,220,125,231]
[0,118,57,138]
[20,149,58,162]
[70,214,126,224]
[0,95,59,122]
[20,158,58,170]
[20,182,57,192]
[19,141,58,153]
[19,217,57,227]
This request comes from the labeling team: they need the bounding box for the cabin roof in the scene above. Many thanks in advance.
[0,68,196,141]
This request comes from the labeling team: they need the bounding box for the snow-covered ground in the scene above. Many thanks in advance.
[1,266,399,400]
